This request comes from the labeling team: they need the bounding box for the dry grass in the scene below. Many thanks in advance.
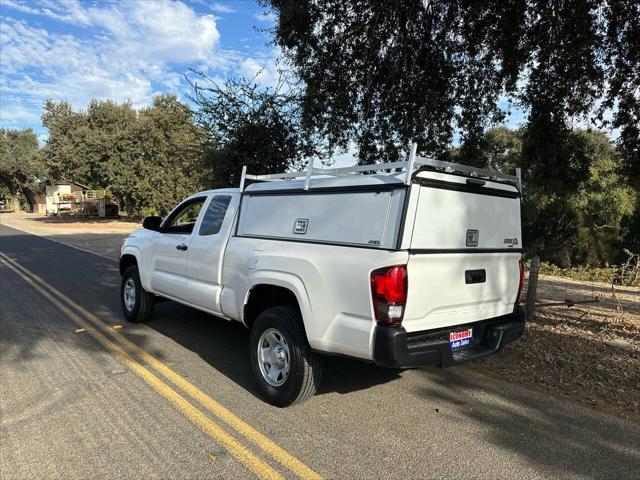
[1,213,140,234]
[470,274,640,422]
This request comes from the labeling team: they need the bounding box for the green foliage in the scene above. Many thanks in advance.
[264,0,639,176]
[528,131,636,266]
[600,1,640,188]
[0,128,45,210]
[460,127,637,267]
[0,183,11,202]
[42,95,205,217]
[41,101,91,182]
[621,208,640,255]
[450,126,523,171]
[139,207,159,218]
[187,72,319,187]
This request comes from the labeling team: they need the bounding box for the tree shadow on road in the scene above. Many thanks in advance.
[0,229,391,402]
[148,301,400,399]
[417,366,640,479]
[19,215,139,226]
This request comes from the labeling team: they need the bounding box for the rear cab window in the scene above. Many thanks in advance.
[199,195,232,236]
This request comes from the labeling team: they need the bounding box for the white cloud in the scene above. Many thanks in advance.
[0,0,286,134]
[239,57,280,87]
[3,0,220,65]
[0,0,225,129]
[0,21,95,75]
[90,1,220,64]
[0,101,42,126]
[1,0,41,15]
[254,12,276,23]
[188,0,236,14]
[210,3,236,14]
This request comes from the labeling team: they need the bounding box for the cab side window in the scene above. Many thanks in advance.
[163,198,206,234]
[199,195,232,236]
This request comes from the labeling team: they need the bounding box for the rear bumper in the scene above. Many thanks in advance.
[373,305,526,368]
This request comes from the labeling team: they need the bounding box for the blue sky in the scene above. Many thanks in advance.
[0,0,281,139]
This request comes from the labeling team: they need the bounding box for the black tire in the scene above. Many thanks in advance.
[120,265,155,323]
[249,306,323,407]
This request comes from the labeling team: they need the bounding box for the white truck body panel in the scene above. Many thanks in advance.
[148,231,191,299]
[222,236,408,358]
[237,188,405,249]
[403,252,520,332]
[407,171,521,250]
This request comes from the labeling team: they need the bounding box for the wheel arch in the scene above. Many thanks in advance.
[120,246,152,292]
[119,253,138,275]
[242,274,314,343]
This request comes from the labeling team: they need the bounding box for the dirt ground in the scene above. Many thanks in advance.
[3,213,639,421]
[471,273,639,422]
[0,212,140,234]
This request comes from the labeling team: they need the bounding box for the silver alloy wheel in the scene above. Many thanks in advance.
[123,277,136,312]
[257,328,291,387]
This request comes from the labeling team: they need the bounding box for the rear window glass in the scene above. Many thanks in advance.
[199,195,232,236]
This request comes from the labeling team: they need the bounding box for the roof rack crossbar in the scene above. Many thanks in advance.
[308,161,408,176]
[413,156,519,184]
[239,142,521,191]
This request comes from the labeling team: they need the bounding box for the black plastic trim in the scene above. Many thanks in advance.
[373,305,526,368]
[409,248,523,254]
[466,178,486,186]
[413,177,520,199]
[243,183,404,196]
[234,234,400,251]
[395,185,411,250]
[465,269,486,284]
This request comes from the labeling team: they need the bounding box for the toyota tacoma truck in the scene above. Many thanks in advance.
[120,149,526,407]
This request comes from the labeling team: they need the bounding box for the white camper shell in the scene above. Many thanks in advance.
[120,147,527,406]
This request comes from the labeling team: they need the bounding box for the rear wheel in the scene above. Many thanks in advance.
[249,306,323,407]
[121,265,155,323]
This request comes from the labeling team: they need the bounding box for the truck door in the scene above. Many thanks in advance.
[147,197,206,301]
[185,193,237,313]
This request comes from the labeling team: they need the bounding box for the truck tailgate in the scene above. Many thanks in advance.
[403,252,521,332]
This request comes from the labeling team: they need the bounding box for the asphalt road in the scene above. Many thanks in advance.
[1,223,639,479]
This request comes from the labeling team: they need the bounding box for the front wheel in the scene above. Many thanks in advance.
[249,306,323,407]
[121,265,155,323]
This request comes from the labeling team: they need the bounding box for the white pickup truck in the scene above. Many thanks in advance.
[120,152,526,406]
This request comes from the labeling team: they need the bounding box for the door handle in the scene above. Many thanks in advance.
[176,243,188,251]
[465,269,486,284]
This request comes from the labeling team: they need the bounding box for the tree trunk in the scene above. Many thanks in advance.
[587,222,605,266]
[526,256,540,321]
[21,187,37,213]
[10,195,21,211]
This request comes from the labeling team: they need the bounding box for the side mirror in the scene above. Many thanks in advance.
[142,216,162,231]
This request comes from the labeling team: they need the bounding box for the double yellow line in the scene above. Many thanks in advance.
[0,252,322,480]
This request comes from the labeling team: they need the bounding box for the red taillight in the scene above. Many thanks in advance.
[371,265,407,324]
[515,258,525,306]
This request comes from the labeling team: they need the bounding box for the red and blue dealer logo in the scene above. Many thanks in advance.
[449,328,473,349]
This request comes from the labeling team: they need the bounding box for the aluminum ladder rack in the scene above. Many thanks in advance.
[240,142,521,192]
